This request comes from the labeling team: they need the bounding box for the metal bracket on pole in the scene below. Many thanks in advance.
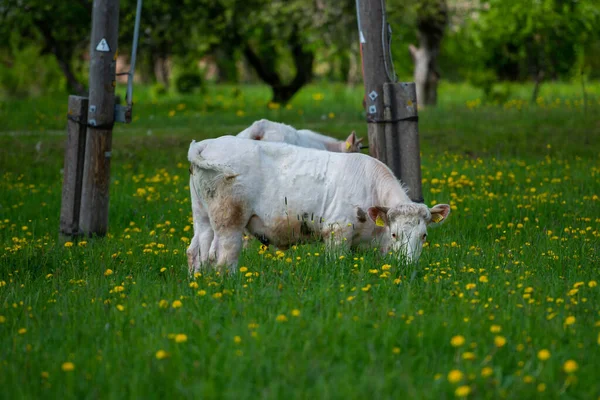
[114,0,142,124]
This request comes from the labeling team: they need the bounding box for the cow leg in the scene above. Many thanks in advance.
[187,176,211,274]
[214,230,244,273]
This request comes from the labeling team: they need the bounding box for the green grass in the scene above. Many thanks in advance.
[1,82,600,399]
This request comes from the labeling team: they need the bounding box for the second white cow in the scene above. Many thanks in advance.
[237,119,363,153]
[186,136,450,273]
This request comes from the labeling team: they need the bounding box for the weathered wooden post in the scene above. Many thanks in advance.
[60,96,89,238]
[356,0,423,203]
[79,0,120,236]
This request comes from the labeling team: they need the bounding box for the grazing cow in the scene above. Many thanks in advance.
[186,136,450,273]
[237,119,363,153]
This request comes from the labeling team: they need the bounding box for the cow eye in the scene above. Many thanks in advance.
[422,233,427,241]
[391,233,397,239]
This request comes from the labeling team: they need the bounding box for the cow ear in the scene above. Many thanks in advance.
[368,206,389,227]
[345,131,357,151]
[429,204,451,225]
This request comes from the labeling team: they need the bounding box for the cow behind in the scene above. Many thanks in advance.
[236,119,363,153]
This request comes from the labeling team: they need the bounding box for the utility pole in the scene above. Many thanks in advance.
[356,0,423,203]
[79,0,120,236]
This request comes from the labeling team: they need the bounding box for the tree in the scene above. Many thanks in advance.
[408,0,448,107]
[0,0,92,94]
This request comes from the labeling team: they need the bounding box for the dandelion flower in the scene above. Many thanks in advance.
[64,242,74,247]
[116,304,125,311]
[0,316,5,323]
[276,314,288,322]
[104,269,114,276]
[479,275,488,283]
[537,349,551,361]
[392,347,401,354]
[563,360,578,373]
[537,383,546,392]
[174,334,187,343]
[494,336,506,347]
[18,328,27,334]
[155,350,169,359]
[172,300,182,308]
[481,367,493,377]
[291,309,301,317]
[462,352,476,360]
[158,300,169,308]
[447,369,464,383]
[234,336,242,344]
[61,362,75,372]
[564,316,575,326]
[450,335,465,347]
[189,281,198,289]
[589,281,597,288]
[197,290,207,296]
[455,385,471,397]
[490,325,501,333]
[239,266,248,273]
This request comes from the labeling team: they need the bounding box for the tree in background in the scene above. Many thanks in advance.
[408,0,448,107]
[0,0,91,94]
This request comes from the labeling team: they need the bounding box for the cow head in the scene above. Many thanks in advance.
[368,203,450,263]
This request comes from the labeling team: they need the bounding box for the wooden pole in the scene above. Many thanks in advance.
[79,0,120,236]
[60,96,89,238]
[356,0,423,203]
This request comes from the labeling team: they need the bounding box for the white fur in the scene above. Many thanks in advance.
[236,119,362,153]
[186,136,449,272]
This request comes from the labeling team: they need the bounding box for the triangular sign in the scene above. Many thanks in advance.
[96,38,110,52]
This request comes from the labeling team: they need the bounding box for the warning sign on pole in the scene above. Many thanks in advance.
[96,38,111,52]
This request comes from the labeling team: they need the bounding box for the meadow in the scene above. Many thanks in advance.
[1,81,599,399]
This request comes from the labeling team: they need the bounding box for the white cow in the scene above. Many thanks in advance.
[237,119,363,153]
[186,136,450,273]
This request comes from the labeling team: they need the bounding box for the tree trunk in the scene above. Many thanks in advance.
[242,25,314,105]
[409,0,447,108]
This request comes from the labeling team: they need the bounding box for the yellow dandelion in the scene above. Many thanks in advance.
[116,304,125,311]
[174,334,188,343]
[462,352,476,360]
[479,275,488,283]
[447,369,464,383]
[381,264,392,271]
[155,350,169,359]
[239,266,248,273]
[160,267,167,273]
[455,385,471,397]
[494,336,506,348]
[490,325,502,333]
[234,336,242,344]
[197,290,207,296]
[537,349,551,361]
[158,299,169,308]
[172,300,182,308]
[64,242,74,247]
[481,367,493,378]
[450,335,465,347]
[537,383,546,392]
[564,316,575,326]
[0,316,6,323]
[276,314,288,322]
[41,371,49,379]
[392,347,401,354]
[61,362,75,372]
[18,328,27,334]
[563,360,578,373]
[104,269,114,276]
[291,309,301,317]
[189,281,199,289]
[589,281,597,288]
[465,283,476,290]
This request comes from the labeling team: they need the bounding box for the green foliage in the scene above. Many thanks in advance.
[175,72,203,94]
[0,36,65,97]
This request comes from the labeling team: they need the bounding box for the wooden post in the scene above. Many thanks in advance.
[357,0,423,203]
[60,96,89,238]
[79,0,120,236]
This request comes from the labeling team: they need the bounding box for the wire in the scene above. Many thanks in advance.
[380,0,398,82]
